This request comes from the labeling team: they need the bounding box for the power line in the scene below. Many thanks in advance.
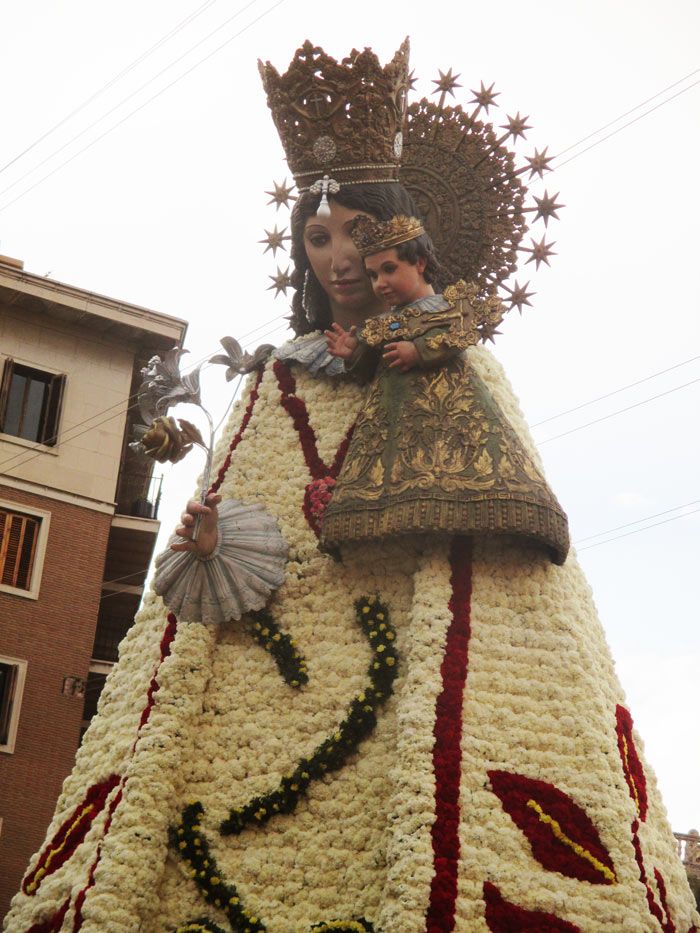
[531,354,700,427]
[0,312,290,476]
[577,506,700,551]
[575,499,700,544]
[0,0,259,201]
[0,0,285,214]
[0,0,222,178]
[554,78,700,169]
[555,66,700,159]
[537,376,700,444]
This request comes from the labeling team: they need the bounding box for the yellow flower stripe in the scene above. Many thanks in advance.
[26,803,95,893]
[312,924,369,932]
[526,799,617,884]
[620,734,641,816]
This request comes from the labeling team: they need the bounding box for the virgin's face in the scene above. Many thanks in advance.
[303,201,385,323]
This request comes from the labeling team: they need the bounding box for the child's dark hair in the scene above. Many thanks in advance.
[391,233,443,285]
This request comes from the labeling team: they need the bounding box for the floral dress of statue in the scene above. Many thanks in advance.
[6,39,698,933]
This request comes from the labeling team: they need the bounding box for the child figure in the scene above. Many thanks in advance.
[325,214,469,380]
[319,214,569,564]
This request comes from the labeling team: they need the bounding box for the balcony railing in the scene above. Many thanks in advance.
[115,469,162,519]
[674,831,700,876]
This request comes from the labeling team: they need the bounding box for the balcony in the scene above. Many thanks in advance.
[115,468,163,520]
[675,831,700,877]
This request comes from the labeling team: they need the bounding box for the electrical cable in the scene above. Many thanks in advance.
[554,78,700,169]
[554,66,700,159]
[0,0,284,214]
[537,376,700,444]
[0,0,259,201]
[0,309,288,474]
[577,506,700,551]
[574,499,700,544]
[531,354,700,427]
[0,0,222,178]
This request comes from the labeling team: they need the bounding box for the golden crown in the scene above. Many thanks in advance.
[350,214,425,257]
[259,39,410,190]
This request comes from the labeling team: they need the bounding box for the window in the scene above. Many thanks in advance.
[0,502,50,599]
[0,656,28,753]
[0,358,66,446]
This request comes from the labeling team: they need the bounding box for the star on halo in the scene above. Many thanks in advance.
[524,237,557,269]
[503,280,535,313]
[478,321,502,344]
[533,191,564,227]
[525,147,554,179]
[265,179,296,210]
[267,266,293,297]
[432,68,462,97]
[259,225,291,255]
[501,112,531,141]
[469,81,500,113]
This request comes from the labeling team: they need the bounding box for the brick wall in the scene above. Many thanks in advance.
[0,484,112,921]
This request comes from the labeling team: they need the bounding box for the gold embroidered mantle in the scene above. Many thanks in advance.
[321,354,570,564]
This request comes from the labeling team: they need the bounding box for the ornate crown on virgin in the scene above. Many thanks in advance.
[259,38,562,335]
[259,39,410,192]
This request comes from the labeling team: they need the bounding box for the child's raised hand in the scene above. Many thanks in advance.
[325,323,359,359]
[383,341,420,372]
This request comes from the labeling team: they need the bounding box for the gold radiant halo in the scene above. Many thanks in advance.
[260,53,562,329]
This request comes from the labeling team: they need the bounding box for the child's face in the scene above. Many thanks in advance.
[364,248,429,306]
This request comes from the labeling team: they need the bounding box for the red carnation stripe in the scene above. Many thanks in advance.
[630,820,677,932]
[138,613,177,729]
[274,359,354,537]
[71,788,123,931]
[25,895,71,933]
[615,704,648,821]
[488,770,616,885]
[483,882,582,932]
[209,365,264,493]
[655,868,677,933]
[274,360,326,478]
[22,774,120,896]
[426,536,473,932]
[70,613,178,928]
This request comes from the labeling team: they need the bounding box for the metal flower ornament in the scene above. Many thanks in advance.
[208,336,275,382]
[131,340,273,540]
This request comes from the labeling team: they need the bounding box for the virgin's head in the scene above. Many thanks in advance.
[289,182,436,335]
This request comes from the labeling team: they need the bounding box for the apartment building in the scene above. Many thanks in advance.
[0,253,186,918]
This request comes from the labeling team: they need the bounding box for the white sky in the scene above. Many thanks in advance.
[1,1,698,831]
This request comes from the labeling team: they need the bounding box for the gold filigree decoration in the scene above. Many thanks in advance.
[259,40,410,189]
[322,358,570,563]
[350,214,425,257]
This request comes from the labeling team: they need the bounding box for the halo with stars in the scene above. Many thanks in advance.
[260,64,563,332]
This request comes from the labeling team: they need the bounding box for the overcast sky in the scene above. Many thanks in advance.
[1,1,698,831]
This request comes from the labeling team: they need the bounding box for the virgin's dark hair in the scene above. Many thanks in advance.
[289,183,443,336]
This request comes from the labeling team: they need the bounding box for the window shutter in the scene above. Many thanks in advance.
[42,373,66,446]
[0,511,40,590]
[0,662,18,745]
[0,359,14,433]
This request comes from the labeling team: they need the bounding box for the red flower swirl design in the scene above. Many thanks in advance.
[488,770,617,885]
[483,882,582,932]
[615,704,648,822]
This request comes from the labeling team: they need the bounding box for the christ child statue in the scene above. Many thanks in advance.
[324,214,467,380]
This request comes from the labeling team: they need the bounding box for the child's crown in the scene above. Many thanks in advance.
[350,214,425,257]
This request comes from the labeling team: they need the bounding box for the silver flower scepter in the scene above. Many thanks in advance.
[131,339,273,541]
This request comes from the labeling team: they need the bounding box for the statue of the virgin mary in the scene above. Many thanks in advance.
[5,39,698,933]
